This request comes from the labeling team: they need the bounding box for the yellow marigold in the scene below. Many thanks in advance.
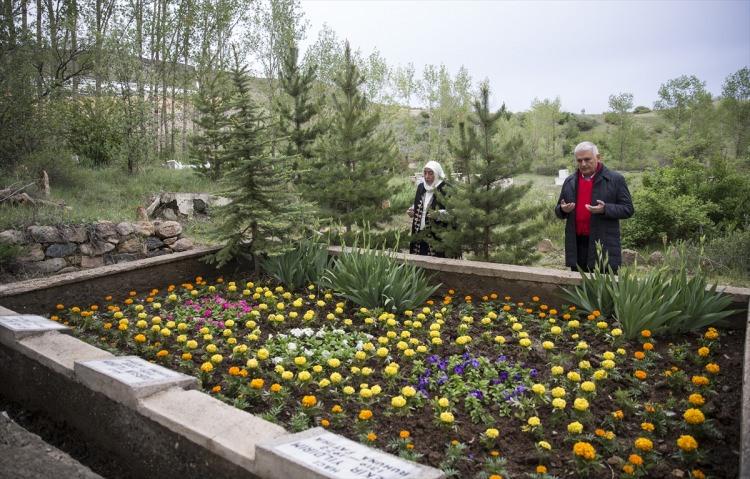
[366,432,377,442]
[391,396,407,408]
[536,465,547,474]
[688,393,705,406]
[704,329,719,340]
[301,395,317,408]
[250,378,264,389]
[628,453,644,465]
[677,434,698,452]
[683,408,705,425]
[439,412,455,424]
[572,441,596,460]
[567,421,583,434]
[641,422,655,432]
[634,437,653,452]
[573,398,589,411]
[270,383,282,393]
[692,375,710,386]
[697,346,710,357]
[200,362,214,373]
[705,363,720,374]
[399,430,410,439]
[320,419,330,428]
[156,349,169,358]
[538,440,552,450]
[134,334,147,343]
[181,353,192,361]
[358,409,373,420]
[692,469,706,479]
[527,416,541,427]
[485,428,499,439]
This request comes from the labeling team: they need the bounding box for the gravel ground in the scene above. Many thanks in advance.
[0,410,104,479]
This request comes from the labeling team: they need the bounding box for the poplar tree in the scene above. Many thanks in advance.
[438,82,542,263]
[207,57,306,270]
[310,41,397,229]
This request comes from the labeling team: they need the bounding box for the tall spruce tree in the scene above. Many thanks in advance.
[275,42,321,174]
[449,120,475,184]
[207,57,306,270]
[438,82,542,263]
[189,74,231,179]
[311,42,397,229]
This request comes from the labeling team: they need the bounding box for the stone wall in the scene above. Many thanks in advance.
[0,220,194,280]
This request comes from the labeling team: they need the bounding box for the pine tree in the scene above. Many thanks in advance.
[438,82,542,263]
[206,58,307,270]
[275,42,321,171]
[448,120,475,184]
[310,42,397,229]
[189,73,231,180]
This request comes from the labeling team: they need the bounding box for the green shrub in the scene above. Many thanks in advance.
[633,106,651,114]
[63,98,125,168]
[560,248,616,317]
[260,241,329,291]
[705,229,750,277]
[0,242,23,272]
[323,235,440,312]
[665,267,736,335]
[622,188,715,246]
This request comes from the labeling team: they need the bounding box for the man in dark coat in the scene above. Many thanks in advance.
[554,141,634,273]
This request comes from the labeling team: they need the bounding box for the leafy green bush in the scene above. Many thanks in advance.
[665,267,735,335]
[0,242,23,272]
[63,98,125,168]
[622,188,715,246]
[705,229,750,277]
[561,268,615,318]
[260,241,329,291]
[323,237,440,312]
[633,106,651,114]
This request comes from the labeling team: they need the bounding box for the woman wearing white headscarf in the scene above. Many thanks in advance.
[407,161,450,256]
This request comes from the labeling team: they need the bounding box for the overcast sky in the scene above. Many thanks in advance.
[298,0,750,113]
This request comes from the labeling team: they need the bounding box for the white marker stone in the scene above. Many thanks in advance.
[74,356,198,406]
[0,315,70,344]
[256,428,444,479]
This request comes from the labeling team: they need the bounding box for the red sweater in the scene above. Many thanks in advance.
[575,164,602,235]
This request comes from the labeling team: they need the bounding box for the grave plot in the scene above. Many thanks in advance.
[48,277,744,478]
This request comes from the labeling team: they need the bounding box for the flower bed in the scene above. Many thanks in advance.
[50,276,743,478]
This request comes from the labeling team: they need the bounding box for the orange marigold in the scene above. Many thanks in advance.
[692,375,710,386]
[634,370,648,380]
[643,342,654,351]
[572,441,596,460]
[250,378,265,389]
[358,409,373,420]
[270,383,282,393]
[628,454,644,466]
[366,432,377,442]
[399,430,410,439]
[677,435,698,452]
[301,395,317,407]
[634,351,646,360]
[536,465,547,474]
[705,363,720,374]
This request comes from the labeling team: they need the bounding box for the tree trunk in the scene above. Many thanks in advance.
[69,0,78,94]
[4,0,16,46]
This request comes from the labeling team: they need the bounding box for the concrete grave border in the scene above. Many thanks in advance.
[0,246,748,478]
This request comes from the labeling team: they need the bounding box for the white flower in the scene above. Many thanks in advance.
[287,343,297,351]
[272,356,283,364]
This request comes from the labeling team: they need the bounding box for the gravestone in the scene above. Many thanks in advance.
[256,428,443,479]
[0,315,70,343]
[555,168,569,186]
[74,356,198,407]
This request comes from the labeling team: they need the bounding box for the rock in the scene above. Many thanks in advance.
[18,244,45,262]
[162,236,179,246]
[80,256,104,269]
[117,236,145,254]
[536,239,555,253]
[27,225,61,243]
[671,469,685,478]
[58,266,79,274]
[21,258,67,274]
[621,248,640,265]
[147,249,170,258]
[59,225,87,243]
[170,238,194,252]
[606,456,624,466]
[156,220,182,239]
[648,251,664,266]
[67,255,82,266]
[80,240,115,256]
[135,206,149,222]
[133,222,155,237]
[145,237,164,251]
[45,243,78,258]
[193,198,208,214]
[161,208,179,221]
[112,253,138,263]
[106,236,120,244]
[0,229,25,244]
[116,222,135,236]
[94,221,118,239]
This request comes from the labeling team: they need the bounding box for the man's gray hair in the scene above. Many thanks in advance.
[574,141,599,156]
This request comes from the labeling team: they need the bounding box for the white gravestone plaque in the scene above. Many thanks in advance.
[83,356,183,385]
[0,315,69,343]
[74,356,198,406]
[275,432,420,479]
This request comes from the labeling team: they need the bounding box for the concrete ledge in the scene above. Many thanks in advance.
[255,427,444,479]
[74,356,199,408]
[0,305,15,315]
[0,245,225,314]
[13,331,114,379]
[138,388,287,473]
[741,300,750,478]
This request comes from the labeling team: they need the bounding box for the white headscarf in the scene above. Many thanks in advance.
[422,161,445,192]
